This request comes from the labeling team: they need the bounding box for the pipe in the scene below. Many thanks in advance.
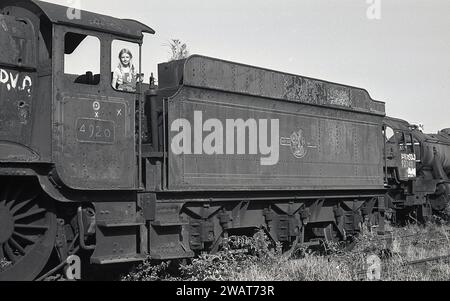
[35,246,80,281]
[138,44,143,189]
[148,74,159,150]
[77,207,96,250]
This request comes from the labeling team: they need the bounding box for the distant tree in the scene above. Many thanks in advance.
[167,39,189,61]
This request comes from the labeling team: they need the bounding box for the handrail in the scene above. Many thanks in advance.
[138,44,143,189]
[77,207,95,250]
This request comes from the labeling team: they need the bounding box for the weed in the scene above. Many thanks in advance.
[122,222,450,281]
[121,259,178,281]
[179,229,281,281]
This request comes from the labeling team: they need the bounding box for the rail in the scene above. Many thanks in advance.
[353,227,450,280]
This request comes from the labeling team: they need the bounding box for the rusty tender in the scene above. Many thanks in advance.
[0,0,449,280]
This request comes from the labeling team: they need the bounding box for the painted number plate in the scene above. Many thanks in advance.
[401,153,416,178]
[76,118,115,144]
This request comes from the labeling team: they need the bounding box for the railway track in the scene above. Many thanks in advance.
[351,226,450,280]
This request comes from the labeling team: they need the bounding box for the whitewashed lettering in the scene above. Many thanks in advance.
[0,69,32,94]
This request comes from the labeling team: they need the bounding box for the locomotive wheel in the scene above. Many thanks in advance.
[0,178,57,281]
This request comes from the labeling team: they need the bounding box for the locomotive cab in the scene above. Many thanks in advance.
[384,117,418,182]
[50,6,154,191]
[0,0,155,192]
[0,0,155,280]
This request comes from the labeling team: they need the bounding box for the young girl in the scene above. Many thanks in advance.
[112,48,137,92]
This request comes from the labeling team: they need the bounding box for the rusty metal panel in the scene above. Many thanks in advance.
[0,14,38,162]
[53,93,135,189]
[29,75,53,162]
[0,5,54,163]
[0,67,36,161]
[51,25,137,190]
[160,55,385,116]
[0,14,37,161]
[91,200,145,264]
[420,135,450,173]
[0,14,36,68]
[167,87,385,191]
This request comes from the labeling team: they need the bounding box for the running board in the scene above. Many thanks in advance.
[91,254,146,264]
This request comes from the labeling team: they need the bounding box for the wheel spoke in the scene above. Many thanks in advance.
[4,244,17,263]
[15,224,49,231]
[13,208,46,221]
[12,232,36,245]
[10,197,35,215]
[9,238,25,255]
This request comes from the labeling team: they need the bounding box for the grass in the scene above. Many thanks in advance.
[120,221,450,281]
[2,221,448,281]
[229,253,354,281]
[374,222,450,281]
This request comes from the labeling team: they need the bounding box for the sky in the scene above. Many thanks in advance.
[43,0,450,133]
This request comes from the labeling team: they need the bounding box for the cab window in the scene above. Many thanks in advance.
[396,131,406,151]
[384,126,395,142]
[397,131,414,153]
[111,40,141,92]
[64,32,100,85]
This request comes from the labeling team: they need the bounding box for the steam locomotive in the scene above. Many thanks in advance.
[0,0,449,280]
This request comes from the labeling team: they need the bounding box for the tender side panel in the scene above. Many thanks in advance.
[167,87,385,191]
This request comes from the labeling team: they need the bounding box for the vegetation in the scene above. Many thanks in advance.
[167,39,189,61]
[122,230,281,281]
[122,220,450,281]
[179,231,282,281]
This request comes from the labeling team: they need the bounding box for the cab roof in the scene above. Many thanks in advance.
[1,0,155,39]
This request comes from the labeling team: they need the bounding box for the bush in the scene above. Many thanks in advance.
[121,229,279,281]
[121,260,177,281]
[179,229,282,281]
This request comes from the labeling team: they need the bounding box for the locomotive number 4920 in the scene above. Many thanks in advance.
[76,118,115,144]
